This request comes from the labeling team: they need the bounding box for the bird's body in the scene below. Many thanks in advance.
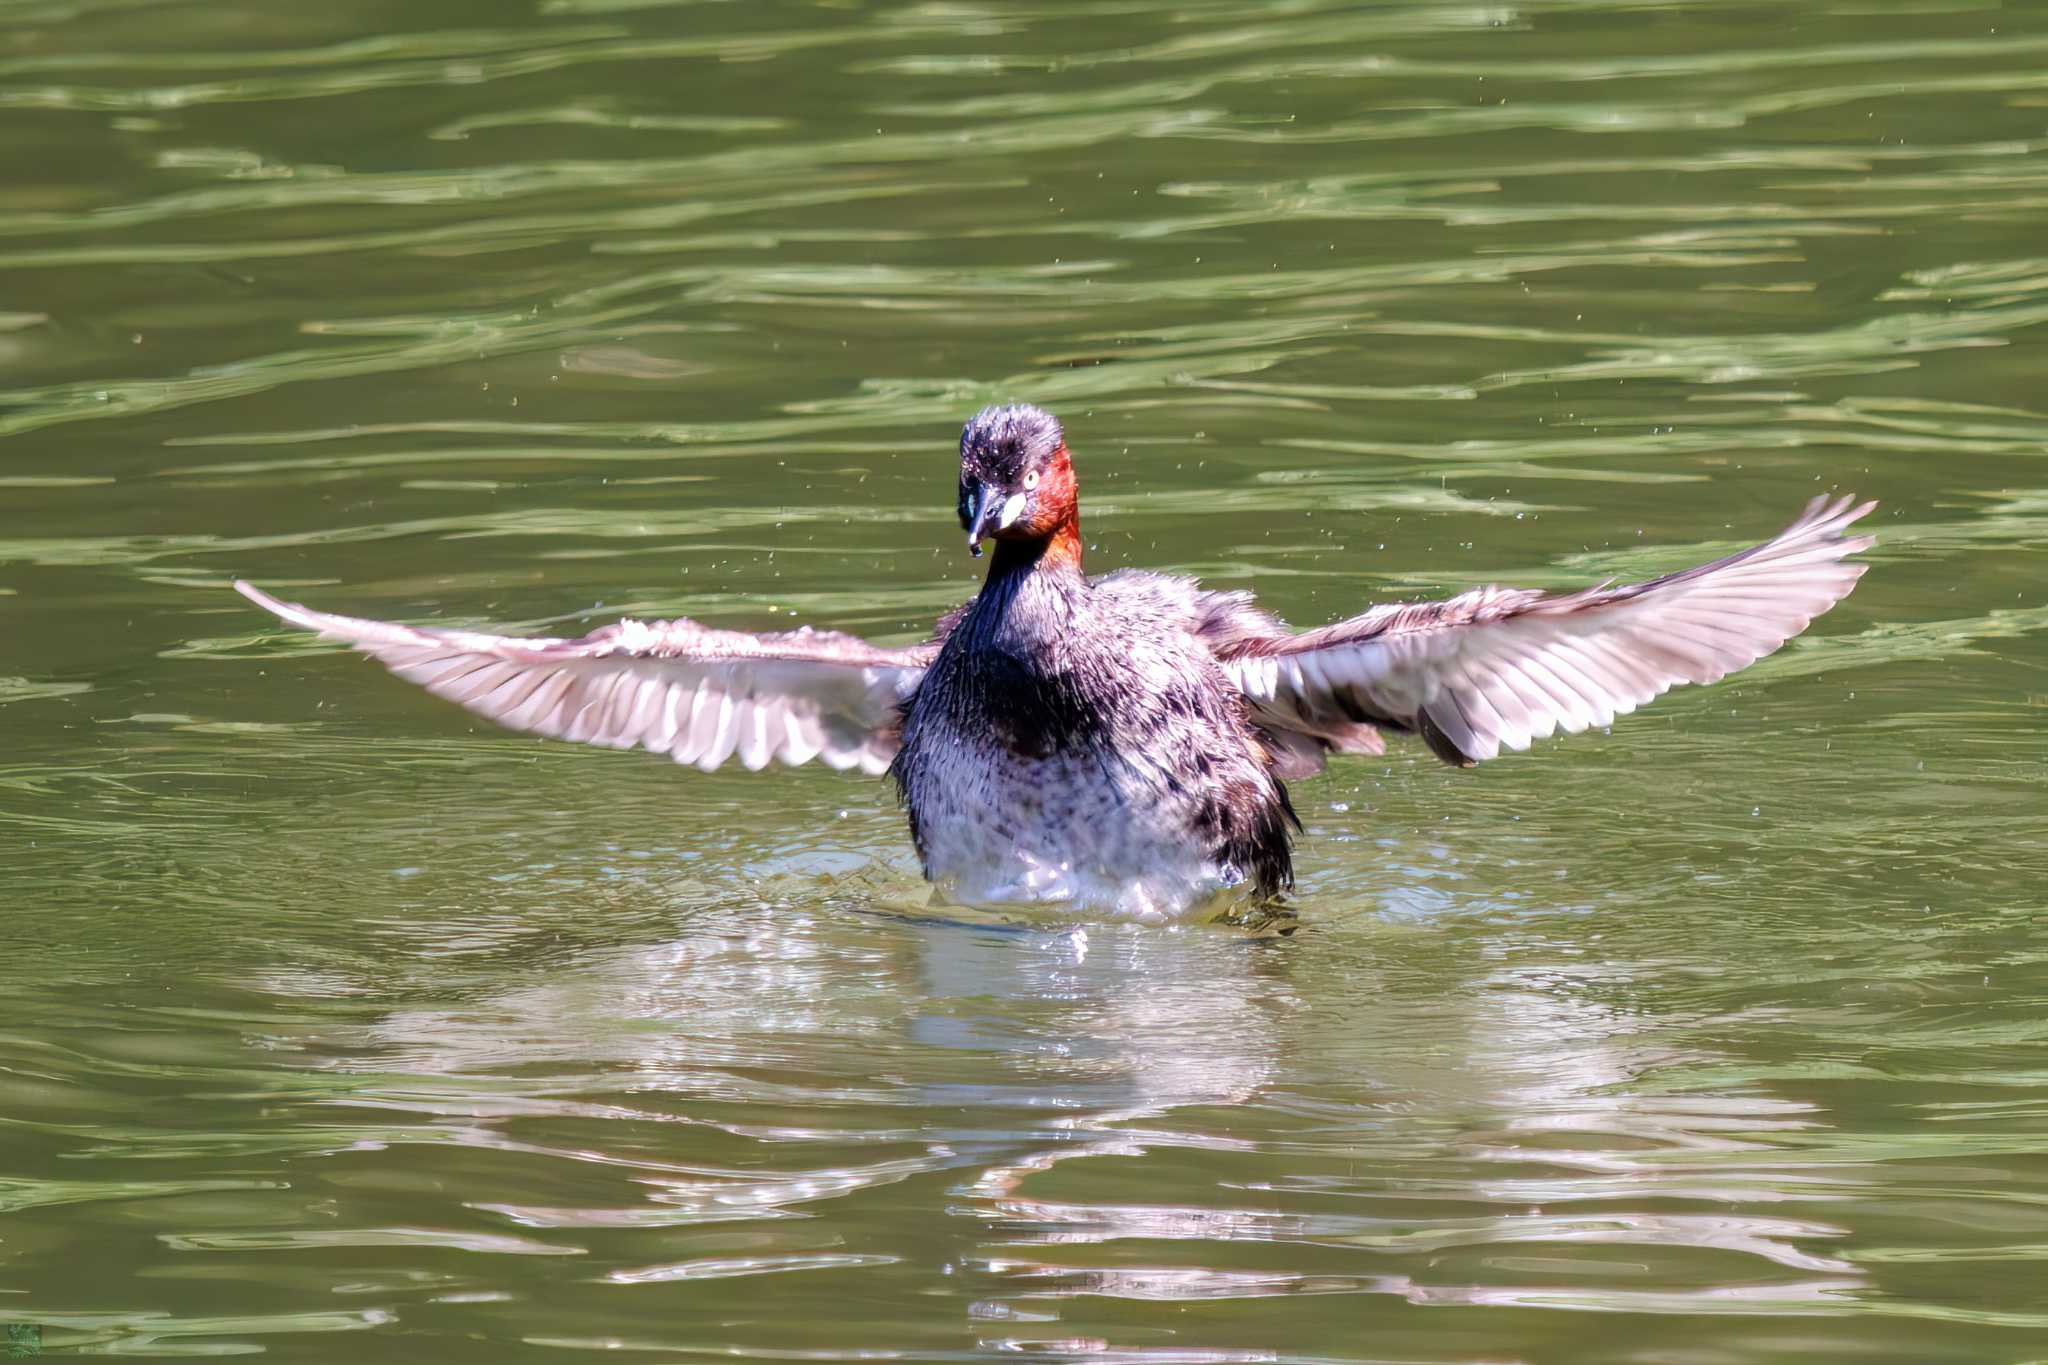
[896,553,1295,921]
[236,403,1875,923]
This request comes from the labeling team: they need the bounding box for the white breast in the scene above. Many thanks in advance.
[912,743,1241,924]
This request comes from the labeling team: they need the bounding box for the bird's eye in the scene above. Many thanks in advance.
[1022,471,1039,491]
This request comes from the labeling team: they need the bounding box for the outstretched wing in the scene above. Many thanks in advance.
[1218,495,1875,768]
[235,582,933,775]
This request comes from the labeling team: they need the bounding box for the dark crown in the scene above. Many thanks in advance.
[960,403,1063,483]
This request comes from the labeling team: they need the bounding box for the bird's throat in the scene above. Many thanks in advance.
[988,513,1083,580]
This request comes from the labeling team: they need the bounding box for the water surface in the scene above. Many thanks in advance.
[4,1,2048,1360]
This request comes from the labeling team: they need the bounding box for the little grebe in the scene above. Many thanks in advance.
[237,403,1873,921]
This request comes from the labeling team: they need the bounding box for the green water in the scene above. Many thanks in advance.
[4,1,2048,1360]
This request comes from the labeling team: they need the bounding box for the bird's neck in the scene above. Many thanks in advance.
[970,515,1084,657]
[987,511,1082,582]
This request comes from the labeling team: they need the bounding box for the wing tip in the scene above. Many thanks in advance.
[233,578,333,635]
[1799,491,1878,541]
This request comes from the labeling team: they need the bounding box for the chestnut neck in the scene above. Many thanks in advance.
[977,445,1082,588]
[987,515,1083,581]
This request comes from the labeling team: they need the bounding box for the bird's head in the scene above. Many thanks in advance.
[957,403,1077,557]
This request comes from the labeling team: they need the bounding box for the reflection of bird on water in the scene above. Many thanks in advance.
[237,403,1873,922]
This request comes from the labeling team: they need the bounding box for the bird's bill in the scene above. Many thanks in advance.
[964,484,1027,555]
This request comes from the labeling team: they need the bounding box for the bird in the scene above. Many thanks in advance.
[236,402,1874,923]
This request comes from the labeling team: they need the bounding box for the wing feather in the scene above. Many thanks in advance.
[234,582,930,774]
[1217,495,1875,767]
[695,690,740,772]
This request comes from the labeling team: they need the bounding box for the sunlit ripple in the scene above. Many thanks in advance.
[604,1252,898,1283]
